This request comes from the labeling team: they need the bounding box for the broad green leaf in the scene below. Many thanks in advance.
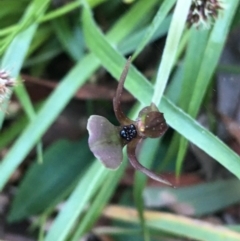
[8,138,92,222]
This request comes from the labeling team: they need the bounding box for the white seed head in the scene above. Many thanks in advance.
[0,69,16,107]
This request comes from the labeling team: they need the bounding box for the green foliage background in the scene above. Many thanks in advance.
[1,0,240,240]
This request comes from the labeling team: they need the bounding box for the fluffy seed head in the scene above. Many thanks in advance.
[0,69,16,105]
[187,0,225,28]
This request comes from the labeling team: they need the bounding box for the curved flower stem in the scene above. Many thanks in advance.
[113,57,132,125]
[127,138,174,187]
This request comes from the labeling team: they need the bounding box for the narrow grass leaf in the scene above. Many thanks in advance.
[71,156,128,240]
[0,0,49,126]
[132,0,176,59]
[52,16,84,61]
[0,0,50,55]
[28,25,53,56]
[106,0,159,42]
[118,16,171,55]
[0,23,38,129]
[151,0,192,105]
[82,4,153,103]
[176,28,210,175]
[1,24,37,76]
[179,28,210,110]
[133,139,161,241]
[0,114,28,150]
[103,205,240,241]
[14,83,43,163]
[44,161,109,241]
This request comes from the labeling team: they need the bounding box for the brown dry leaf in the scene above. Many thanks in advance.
[22,74,133,102]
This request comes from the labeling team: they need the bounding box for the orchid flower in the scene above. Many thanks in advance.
[87,57,172,186]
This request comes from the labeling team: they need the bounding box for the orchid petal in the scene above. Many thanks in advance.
[127,138,173,186]
[87,115,123,169]
[137,103,168,138]
[138,103,159,117]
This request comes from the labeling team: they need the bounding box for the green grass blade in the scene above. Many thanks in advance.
[14,83,43,163]
[0,0,50,55]
[179,28,210,111]
[1,24,37,75]
[0,24,38,128]
[118,15,171,55]
[0,102,43,150]
[151,0,192,105]
[0,115,28,150]
[0,0,105,38]
[103,206,240,241]
[133,139,161,241]
[44,161,108,241]
[52,16,84,61]
[71,156,127,240]
[0,0,50,126]
[175,29,210,175]
[106,0,159,42]
[132,0,176,60]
